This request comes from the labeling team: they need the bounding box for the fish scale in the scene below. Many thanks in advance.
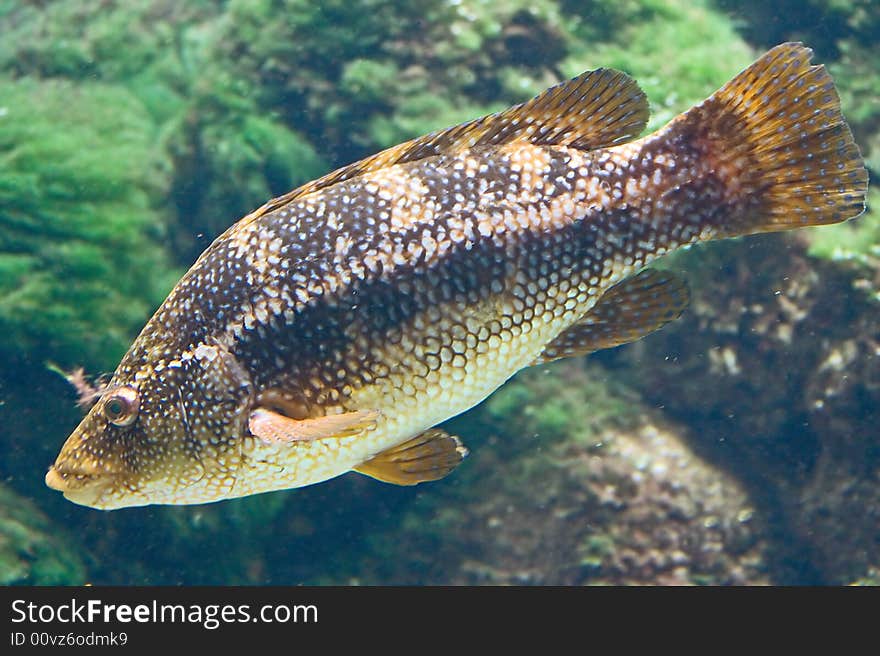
[46,43,867,509]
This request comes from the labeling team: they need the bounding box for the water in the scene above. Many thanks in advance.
[0,0,877,585]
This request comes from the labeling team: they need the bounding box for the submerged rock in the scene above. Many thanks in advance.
[353,362,769,585]
[608,233,880,583]
[446,421,766,585]
[799,313,880,583]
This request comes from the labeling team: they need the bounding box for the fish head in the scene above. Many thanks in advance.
[46,340,254,510]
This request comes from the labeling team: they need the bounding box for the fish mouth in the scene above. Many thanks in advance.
[45,466,120,510]
[44,466,68,492]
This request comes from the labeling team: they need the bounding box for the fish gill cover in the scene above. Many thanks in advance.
[0,0,877,585]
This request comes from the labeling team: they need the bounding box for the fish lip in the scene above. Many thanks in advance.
[44,466,120,509]
[44,466,67,492]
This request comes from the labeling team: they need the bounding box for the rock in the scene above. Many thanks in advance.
[608,234,880,583]
[355,362,769,585]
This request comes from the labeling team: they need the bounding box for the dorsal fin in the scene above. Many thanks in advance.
[245,67,648,222]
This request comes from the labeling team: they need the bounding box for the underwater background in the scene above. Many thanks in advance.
[0,0,877,585]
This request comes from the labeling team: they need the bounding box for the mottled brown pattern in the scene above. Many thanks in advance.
[46,43,867,509]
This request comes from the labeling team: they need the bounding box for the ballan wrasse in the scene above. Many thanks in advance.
[46,43,867,509]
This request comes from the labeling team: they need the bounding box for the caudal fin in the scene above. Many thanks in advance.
[678,42,867,237]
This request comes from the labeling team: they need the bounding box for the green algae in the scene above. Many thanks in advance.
[0,484,86,585]
[0,76,180,370]
[566,0,755,131]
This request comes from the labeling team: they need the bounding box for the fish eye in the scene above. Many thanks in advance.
[103,386,139,427]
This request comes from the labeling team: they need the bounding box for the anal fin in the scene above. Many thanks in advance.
[535,268,690,364]
[354,429,469,486]
[249,407,379,444]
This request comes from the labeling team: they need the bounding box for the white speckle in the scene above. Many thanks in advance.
[193,343,219,362]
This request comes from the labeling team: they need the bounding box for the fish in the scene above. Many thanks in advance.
[45,43,867,510]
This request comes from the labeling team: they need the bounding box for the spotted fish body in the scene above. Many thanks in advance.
[47,44,867,509]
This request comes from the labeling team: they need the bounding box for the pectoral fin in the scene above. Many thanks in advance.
[354,429,469,485]
[249,407,379,444]
[535,268,690,364]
